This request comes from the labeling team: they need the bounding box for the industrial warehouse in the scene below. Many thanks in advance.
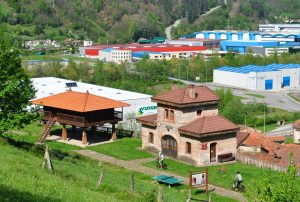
[213,64,300,91]
[31,77,157,118]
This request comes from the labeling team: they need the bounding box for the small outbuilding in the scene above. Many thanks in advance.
[32,90,129,145]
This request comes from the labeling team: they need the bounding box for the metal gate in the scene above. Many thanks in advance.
[161,135,178,158]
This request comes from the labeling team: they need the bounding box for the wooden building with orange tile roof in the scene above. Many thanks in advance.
[137,84,239,166]
[32,90,129,145]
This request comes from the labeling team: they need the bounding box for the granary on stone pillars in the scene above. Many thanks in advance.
[32,90,129,145]
[137,85,239,166]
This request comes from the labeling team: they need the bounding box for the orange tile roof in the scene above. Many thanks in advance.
[178,115,239,136]
[152,85,220,107]
[32,91,129,112]
[136,114,157,127]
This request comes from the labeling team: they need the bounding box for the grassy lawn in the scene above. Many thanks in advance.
[255,123,278,133]
[89,138,154,160]
[0,132,237,202]
[245,93,265,99]
[144,159,300,191]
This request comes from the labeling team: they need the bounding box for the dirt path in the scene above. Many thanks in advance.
[164,5,221,40]
[76,150,247,202]
[229,0,240,18]
[165,19,182,40]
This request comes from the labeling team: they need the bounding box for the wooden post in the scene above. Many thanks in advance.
[206,169,208,193]
[42,145,53,171]
[62,124,68,141]
[157,186,163,202]
[130,173,135,192]
[186,188,191,202]
[96,168,104,188]
[208,192,212,202]
[82,128,87,145]
[110,124,117,141]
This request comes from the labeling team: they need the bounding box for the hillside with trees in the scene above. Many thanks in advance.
[172,0,300,38]
[0,0,219,46]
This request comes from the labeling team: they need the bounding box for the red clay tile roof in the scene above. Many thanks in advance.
[152,85,220,107]
[237,131,250,146]
[293,119,300,129]
[178,115,239,136]
[136,114,157,127]
[32,91,129,112]
[241,131,283,155]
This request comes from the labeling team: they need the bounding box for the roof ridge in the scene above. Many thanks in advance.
[82,91,90,112]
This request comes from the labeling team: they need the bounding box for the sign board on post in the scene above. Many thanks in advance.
[189,169,208,193]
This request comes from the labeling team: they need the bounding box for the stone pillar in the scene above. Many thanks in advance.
[82,128,87,145]
[110,124,117,141]
[62,125,68,141]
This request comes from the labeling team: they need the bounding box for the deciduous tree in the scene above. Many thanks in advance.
[0,39,36,133]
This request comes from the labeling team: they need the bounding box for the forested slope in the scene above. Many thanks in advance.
[0,0,218,45]
[172,0,300,38]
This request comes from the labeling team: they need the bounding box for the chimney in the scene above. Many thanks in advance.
[188,85,196,99]
[171,82,177,91]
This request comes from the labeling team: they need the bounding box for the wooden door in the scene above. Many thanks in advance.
[161,135,177,158]
[210,143,217,162]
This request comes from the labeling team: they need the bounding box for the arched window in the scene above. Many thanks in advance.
[186,142,191,154]
[164,109,169,119]
[170,110,175,122]
[149,132,154,144]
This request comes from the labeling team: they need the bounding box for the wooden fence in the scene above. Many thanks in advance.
[237,152,300,176]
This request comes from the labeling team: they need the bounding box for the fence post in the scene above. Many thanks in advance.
[157,186,163,202]
[96,167,104,188]
[42,145,53,171]
[186,188,191,202]
[130,173,134,192]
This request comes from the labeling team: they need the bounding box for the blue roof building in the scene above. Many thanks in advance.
[213,64,300,91]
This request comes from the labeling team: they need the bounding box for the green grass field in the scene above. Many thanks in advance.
[144,159,300,191]
[0,132,237,202]
[89,138,154,160]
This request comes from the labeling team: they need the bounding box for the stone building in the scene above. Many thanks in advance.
[137,85,239,166]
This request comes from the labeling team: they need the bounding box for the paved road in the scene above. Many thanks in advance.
[76,150,247,202]
[266,124,293,136]
[169,77,300,112]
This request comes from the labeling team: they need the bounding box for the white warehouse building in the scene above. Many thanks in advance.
[213,64,300,91]
[31,77,157,118]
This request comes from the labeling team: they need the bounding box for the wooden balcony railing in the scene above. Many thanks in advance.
[43,110,123,127]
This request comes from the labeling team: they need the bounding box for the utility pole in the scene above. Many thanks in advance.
[264,105,266,135]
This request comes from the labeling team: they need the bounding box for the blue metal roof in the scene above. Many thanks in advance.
[216,64,300,74]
